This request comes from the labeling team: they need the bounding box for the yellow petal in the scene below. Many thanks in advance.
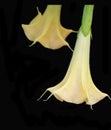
[21,5,74,50]
[21,8,43,41]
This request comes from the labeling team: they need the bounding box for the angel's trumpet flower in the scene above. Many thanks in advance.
[38,5,110,108]
[22,5,75,51]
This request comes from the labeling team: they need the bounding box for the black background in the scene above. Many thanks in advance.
[0,0,111,129]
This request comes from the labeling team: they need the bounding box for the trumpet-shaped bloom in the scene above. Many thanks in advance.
[22,5,74,50]
[38,30,110,107]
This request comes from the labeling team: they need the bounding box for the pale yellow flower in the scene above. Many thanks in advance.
[22,5,75,51]
[38,30,110,108]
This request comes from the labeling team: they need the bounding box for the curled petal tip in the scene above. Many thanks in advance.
[36,6,41,15]
[37,98,40,101]
[43,94,53,101]
[21,24,23,28]
[29,41,36,47]
[72,30,78,33]
[90,105,93,110]
[29,44,33,47]
[107,95,111,100]
[37,90,48,101]
[67,44,73,52]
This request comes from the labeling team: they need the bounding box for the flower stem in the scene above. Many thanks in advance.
[80,5,94,36]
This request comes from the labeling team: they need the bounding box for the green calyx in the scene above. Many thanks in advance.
[80,5,94,36]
